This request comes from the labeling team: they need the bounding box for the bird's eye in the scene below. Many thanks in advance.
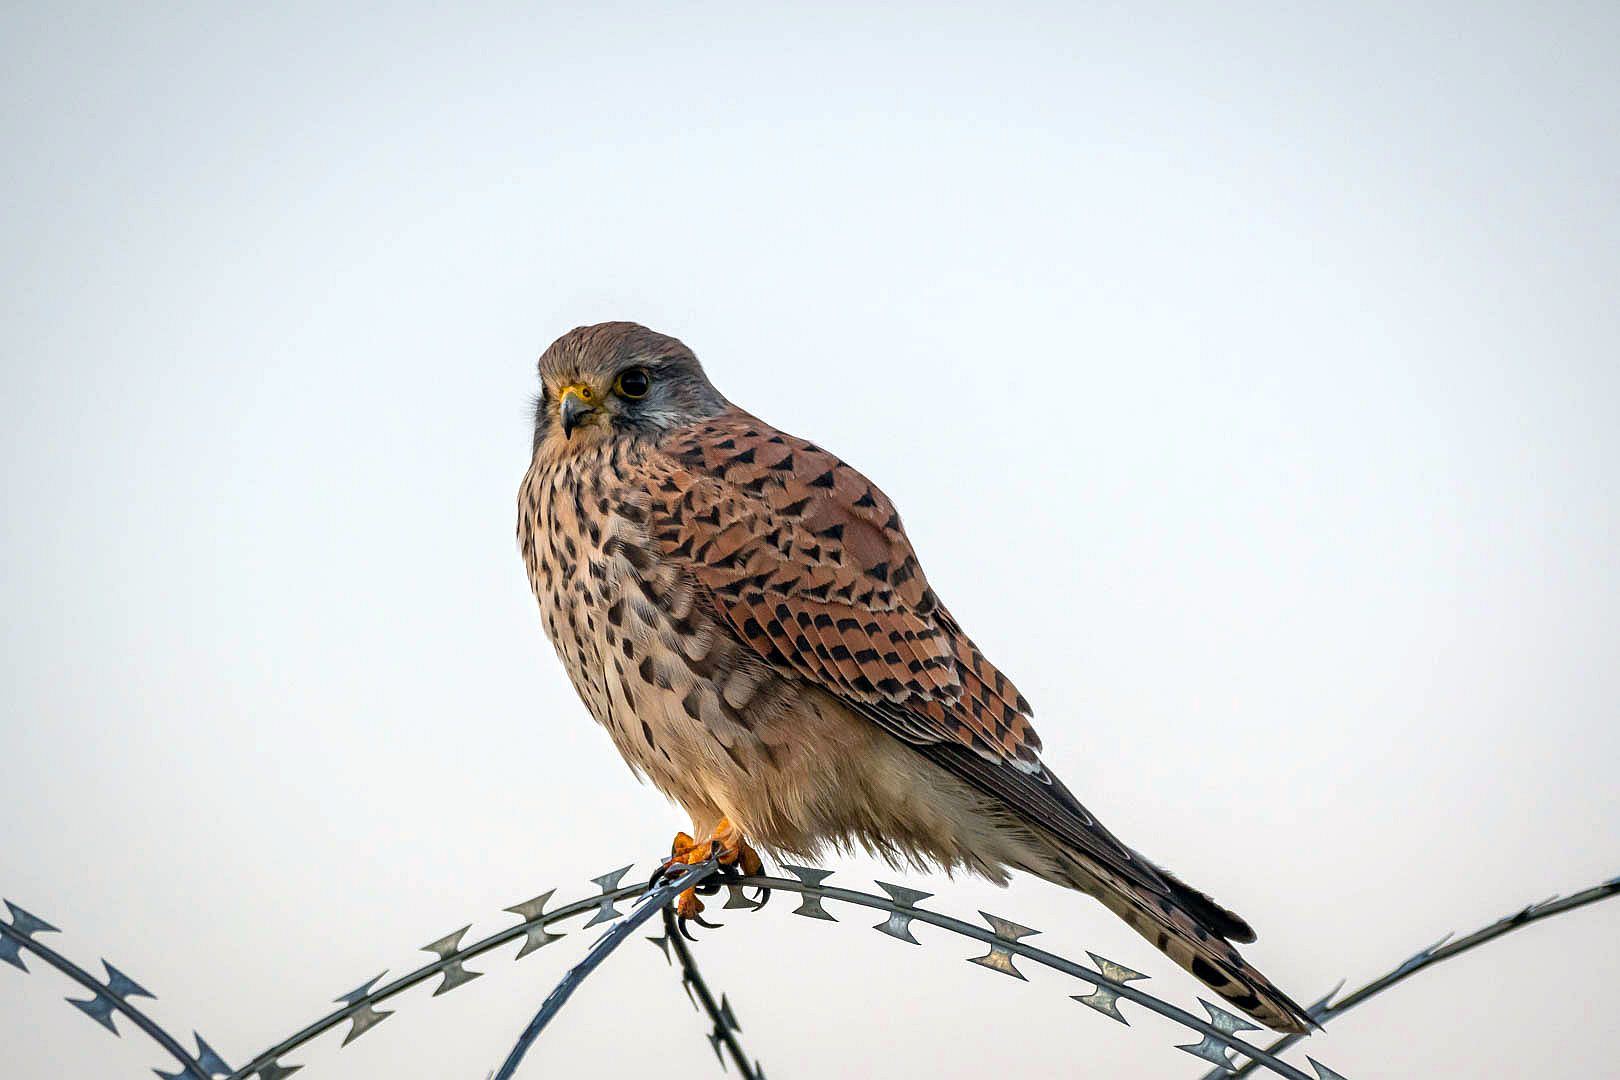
[614,366,651,399]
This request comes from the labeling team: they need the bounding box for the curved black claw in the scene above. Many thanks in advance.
[746,885,772,912]
[648,858,705,895]
[646,859,679,892]
[675,908,724,942]
[649,839,725,893]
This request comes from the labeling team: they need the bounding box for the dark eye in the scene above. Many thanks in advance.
[614,366,651,399]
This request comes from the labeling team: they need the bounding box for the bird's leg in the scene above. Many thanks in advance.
[700,818,771,911]
[657,818,766,931]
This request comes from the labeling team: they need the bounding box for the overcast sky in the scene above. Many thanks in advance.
[3,3,1617,1078]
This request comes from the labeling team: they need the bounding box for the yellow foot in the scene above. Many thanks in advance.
[675,886,706,920]
[661,818,769,935]
[665,818,764,875]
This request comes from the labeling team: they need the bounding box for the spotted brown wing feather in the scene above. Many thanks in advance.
[637,407,1312,1033]
[642,409,1172,899]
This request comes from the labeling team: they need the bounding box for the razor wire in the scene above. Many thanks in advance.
[5,866,1618,1080]
[1197,871,1620,1080]
[490,857,725,1080]
[650,881,766,1080]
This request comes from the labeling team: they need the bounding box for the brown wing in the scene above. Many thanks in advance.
[643,408,1173,899]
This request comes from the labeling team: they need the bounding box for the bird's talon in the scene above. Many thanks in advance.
[656,818,764,927]
[674,886,705,919]
[646,859,678,891]
[662,818,764,876]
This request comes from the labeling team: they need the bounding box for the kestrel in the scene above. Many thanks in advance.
[517,322,1312,1033]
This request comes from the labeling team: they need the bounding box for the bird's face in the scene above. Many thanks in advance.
[531,322,726,459]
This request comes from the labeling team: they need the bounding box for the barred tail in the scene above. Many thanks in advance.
[1048,848,1313,1034]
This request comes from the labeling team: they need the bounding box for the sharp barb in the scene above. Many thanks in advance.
[340,1003,394,1046]
[706,1029,725,1065]
[101,960,155,1000]
[789,893,836,921]
[967,911,1040,979]
[590,864,635,890]
[716,993,741,1033]
[193,1034,231,1076]
[419,926,483,995]
[333,971,389,1007]
[873,880,933,908]
[583,865,635,927]
[0,933,28,972]
[1175,998,1261,1072]
[966,948,1028,979]
[504,889,557,922]
[257,1061,303,1080]
[872,880,933,944]
[1308,978,1347,1015]
[1071,988,1130,1025]
[873,910,921,944]
[979,911,1040,941]
[721,883,757,910]
[1391,931,1455,978]
[779,865,835,887]
[4,901,60,939]
[646,932,673,964]
[1071,952,1150,1025]
[421,925,473,959]
[1525,894,1560,916]
[158,1049,232,1080]
[1309,1058,1351,1080]
[67,991,121,1035]
[780,865,839,920]
[506,890,567,958]
[432,961,483,996]
[514,923,565,959]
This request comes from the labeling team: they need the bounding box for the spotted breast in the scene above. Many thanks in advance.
[518,435,805,837]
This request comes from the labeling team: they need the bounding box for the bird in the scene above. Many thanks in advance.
[516,321,1312,1034]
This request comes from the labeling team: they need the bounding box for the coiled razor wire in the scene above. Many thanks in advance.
[4,864,1617,1079]
[490,858,727,1080]
[1195,873,1620,1080]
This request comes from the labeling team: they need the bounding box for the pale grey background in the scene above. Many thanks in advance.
[3,3,1617,1077]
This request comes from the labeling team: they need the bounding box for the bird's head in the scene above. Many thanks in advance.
[531,322,726,458]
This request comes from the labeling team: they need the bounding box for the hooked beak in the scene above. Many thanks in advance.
[558,384,598,439]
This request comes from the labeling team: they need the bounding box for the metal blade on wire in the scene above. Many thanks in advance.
[2,900,221,1080]
[490,858,722,1080]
